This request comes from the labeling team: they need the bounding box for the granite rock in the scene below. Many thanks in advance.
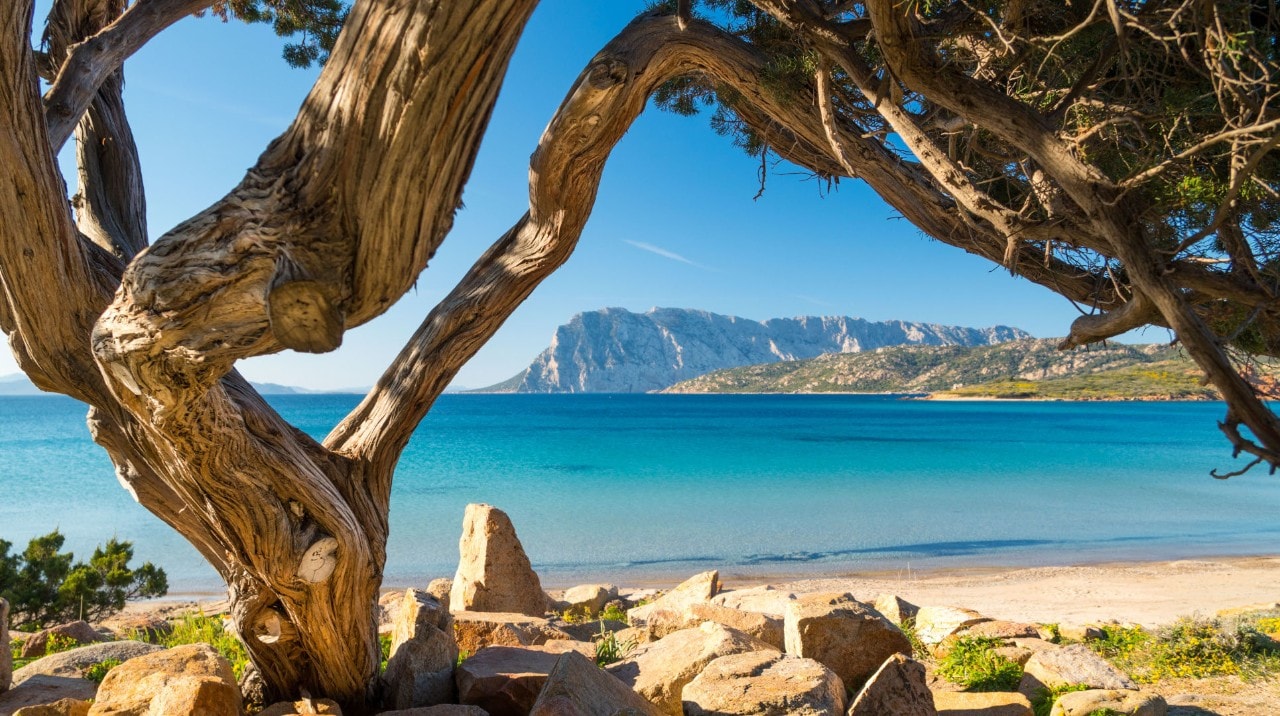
[451,504,549,617]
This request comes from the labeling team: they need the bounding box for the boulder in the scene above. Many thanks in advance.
[20,622,107,659]
[13,697,91,716]
[961,621,1042,641]
[427,578,454,614]
[552,618,629,643]
[380,590,408,634]
[632,601,783,648]
[847,653,936,716]
[932,691,1033,715]
[86,643,241,716]
[385,590,460,710]
[688,603,784,650]
[528,651,662,716]
[451,504,548,617]
[455,643,591,716]
[913,607,990,647]
[935,621,1044,658]
[710,585,796,617]
[1018,644,1137,698]
[0,676,97,714]
[94,613,171,642]
[2,598,9,693]
[1057,624,1107,643]
[783,592,912,690]
[608,622,773,716]
[681,651,845,716]
[627,571,719,626]
[257,697,342,715]
[1009,638,1061,654]
[11,642,163,686]
[872,594,920,626]
[379,708,490,716]
[991,646,1035,667]
[560,584,616,616]
[1050,689,1167,716]
[451,611,574,655]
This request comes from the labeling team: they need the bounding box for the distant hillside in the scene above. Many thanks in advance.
[477,307,1030,393]
[664,339,1229,400]
[0,373,46,395]
[0,373,352,396]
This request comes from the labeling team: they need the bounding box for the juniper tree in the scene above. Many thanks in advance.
[2,0,1278,707]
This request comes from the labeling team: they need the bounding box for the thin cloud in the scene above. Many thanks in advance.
[793,294,835,308]
[622,240,712,270]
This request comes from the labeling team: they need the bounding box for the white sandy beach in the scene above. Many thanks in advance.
[761,555,1280,627]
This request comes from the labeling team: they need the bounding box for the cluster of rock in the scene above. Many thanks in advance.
[2,504,1169,715]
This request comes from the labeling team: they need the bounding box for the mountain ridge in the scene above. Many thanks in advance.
[478,307,1030,393]
[662,338,1225,399]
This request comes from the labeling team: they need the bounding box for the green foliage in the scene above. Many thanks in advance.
[456,649,470,668]
[209,0,349,68]
[561,604,595,625]
[1,531,168,631]
[1031,683,1089,716]
[599,603,628,622]
[84,658,121,684]
[378,633,392,673]
[1087,616,1280,683]
[936,636,1023,692]
[162,612,250,681]
[899,618,930,660]
[44,633,80,655]
[1040,623,1062,644]
[594,620,636,667]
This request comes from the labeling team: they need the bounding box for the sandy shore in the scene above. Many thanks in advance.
[760,555,1280,627]
[149,555,1280,628]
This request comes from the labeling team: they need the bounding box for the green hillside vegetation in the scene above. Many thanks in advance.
[663,338,1247,400]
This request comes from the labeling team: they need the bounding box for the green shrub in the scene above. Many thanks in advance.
[1144,617,1241,679]
[1088,625,1151,663]
[936,636,1022,691]
[84,658,121,684]
[1087,615,1280,683]
[1031,683,1089,716]
[561,604,594,624]
[599,603,628,622]
[594,620,636,667]
[1,531,167,630]
[43,633,80,655]
[899,618,930,660]
[163,612,249,680]
[379,633,393,673]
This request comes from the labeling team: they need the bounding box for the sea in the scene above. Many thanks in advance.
[2,393,1278,594]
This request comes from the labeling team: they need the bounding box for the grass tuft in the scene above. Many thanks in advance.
[936,636,1023,691]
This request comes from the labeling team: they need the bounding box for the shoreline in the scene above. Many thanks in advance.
[146,553,1280,628]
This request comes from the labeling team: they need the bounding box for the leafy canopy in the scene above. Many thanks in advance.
[210,0,349,68]
[0,530,168,630]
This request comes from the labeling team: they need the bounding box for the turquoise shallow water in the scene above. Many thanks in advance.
[1,393,1277,592]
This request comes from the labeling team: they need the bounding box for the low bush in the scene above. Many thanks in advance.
[1030,683,1089,716]
[84,657,121,683]
[162,612,249,680]
[1088,615,1280,683]
[936,636,1022,691]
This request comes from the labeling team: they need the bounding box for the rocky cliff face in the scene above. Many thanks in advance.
[489,308,1029,393]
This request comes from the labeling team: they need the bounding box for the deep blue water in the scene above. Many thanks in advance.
[2,394,1277,592]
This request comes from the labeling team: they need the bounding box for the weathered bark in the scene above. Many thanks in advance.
[5,0,539,705]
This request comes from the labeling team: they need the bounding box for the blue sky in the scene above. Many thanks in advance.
[4,1,1169,390]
